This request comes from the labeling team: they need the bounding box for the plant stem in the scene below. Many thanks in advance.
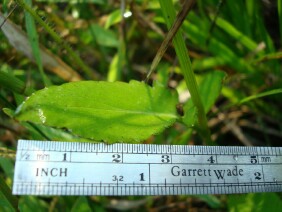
[145,0,195,82]
[159,0,211,144]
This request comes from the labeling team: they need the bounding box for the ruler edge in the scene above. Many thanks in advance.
[16,139,282,154]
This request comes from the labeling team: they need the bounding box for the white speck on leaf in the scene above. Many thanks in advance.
[38,109,46,124]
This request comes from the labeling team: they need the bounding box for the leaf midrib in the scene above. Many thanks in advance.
[35,105,178,119]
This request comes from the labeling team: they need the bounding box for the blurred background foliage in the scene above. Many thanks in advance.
[0,0,282,211]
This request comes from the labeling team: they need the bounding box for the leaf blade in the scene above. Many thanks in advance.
[14,80,179,143]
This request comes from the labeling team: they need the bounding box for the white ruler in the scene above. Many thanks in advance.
[13,140,282,195]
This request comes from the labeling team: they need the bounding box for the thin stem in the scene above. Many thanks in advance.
[145,0,195,82]
[159,0,211,144]
[0,3,17,29]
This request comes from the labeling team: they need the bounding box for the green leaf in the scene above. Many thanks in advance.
[228,193,282,212]
[90,24,119,48]
[2,108,15,118]
[196,195,221,209]
[0,158,14,179]
[107,54,119,82]
[105,10,122,29]
[183,14,254,74]
[182,104,198,127]
[19,196,48,212]
[192,57,226,71]
[0,176,18,212]
[183,71,226,127]
[14,80,179,143]
[0,190,15,212]
[71,197,92,212]
[0,71,33,96]
[213,16,261,53]
[23,122,94,142]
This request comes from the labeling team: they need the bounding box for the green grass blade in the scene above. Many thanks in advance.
[239,88,282,104]
[183,15,254,73]
[245,0,256,39]
[0,71,33,95]
[278,0,282,44]
[159,0,211,144]
[15,0,96,79]
[192,57,226,71]
[252,2,276,54]
[0,176,18,211]
[19,196,48,211]
[145,0,195,81]
[225,0,251,37]
[107,54,119,82]
[213,16,261,53]
[71,197,91,212]
[24,0,51,86]
[253,52,282,63]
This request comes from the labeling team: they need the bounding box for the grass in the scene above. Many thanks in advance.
[158,0,211,144]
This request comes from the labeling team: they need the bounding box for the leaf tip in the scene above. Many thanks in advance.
[2,108,15,118]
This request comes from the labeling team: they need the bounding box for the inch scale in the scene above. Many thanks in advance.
[13,140,282,195]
